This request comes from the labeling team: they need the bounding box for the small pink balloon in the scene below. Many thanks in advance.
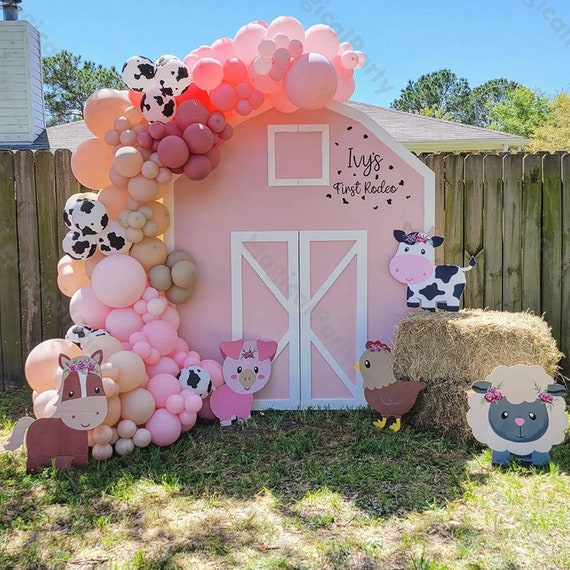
[258,39,276,57]
[248,89,265,109]
[174,338,190,353]
[146,408,181,446]
[104,129,120,146]
[182,391,203,413]
[269,65,285,81]
[183,123,215,154]
[148,122,166,140]
[252,55,272,76]
[105,308,144,342]
[206,145,221,170]
[164,122,182,137]
[219,124,234,141]
[234,22,268,64]
[157,135,190,169]
[179,410,198,432]
[109,167,129,189]
[119,129,137,146]
[212,37,237,62]
[207,112,226,133]
[235,99,252,116]
[333,75,356,102]
[146,356,179,378]
[133,340,151,359]
[166,393,185,415]
[273,48,291,67]
[288,39,304,58]
[147,297,167,315]
[142,320,178,356]
[192,57,224,91]
[248,66,281,94]
[183,154,212,181]
[235,82,251,99]
[137,132,153,149]
[143,287,159,301]
[147,373,180,408]
[147,347,161,366]
[175,100,210,129]
[210,83,237,112]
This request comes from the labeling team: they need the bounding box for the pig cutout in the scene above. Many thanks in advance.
[210,339,278,426]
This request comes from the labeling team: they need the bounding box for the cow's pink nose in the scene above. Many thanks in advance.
[514,417,525,427]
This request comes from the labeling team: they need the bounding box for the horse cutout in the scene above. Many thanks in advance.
[4,351,107,471]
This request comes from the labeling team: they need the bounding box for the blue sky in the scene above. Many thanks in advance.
[21,0,570,107]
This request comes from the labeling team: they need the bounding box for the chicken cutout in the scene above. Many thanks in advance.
[355,340,425,432]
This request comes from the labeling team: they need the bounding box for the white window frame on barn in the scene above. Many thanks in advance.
[267,124,330,187]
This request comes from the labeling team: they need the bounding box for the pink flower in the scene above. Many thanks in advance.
[538,392,553,405]
[484,387,503,403]
[365,340,391,353]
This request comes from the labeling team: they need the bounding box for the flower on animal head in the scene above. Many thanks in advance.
[484,387,503,403]
[406,232,430,245]
[538,391,554,405]
[241,347,256,359]
[365,340,391,353]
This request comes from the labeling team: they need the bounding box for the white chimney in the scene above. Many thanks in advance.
[0,0,46,146]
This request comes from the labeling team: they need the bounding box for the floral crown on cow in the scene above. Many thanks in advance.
[59,351,103,380]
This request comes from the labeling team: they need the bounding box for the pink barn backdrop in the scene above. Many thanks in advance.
[167,102,435,409]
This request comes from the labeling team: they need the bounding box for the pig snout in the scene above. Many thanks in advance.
[239,368,257,390]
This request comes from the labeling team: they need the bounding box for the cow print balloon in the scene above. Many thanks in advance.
[98,221,132,255]
[70,199,109,236]
[154,56,190,96]
[63,192,97,228]
[122,55,156,92]
[62,230,98,260]
[177,366,213,399]
[140,86,177,123]
[65,324,94,347]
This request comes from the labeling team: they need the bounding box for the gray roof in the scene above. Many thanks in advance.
[37,100,528,153]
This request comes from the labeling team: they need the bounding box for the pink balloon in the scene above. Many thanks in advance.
[157,135,190,169]
[304,24,340,59]
[183,53,199,72]
[223,57,248,85]
[91,254,147,309]
[284,53,337,110]
[271,89,298,113]
[197,393,216,420]
[183,123,215,154]
[266,15,306,43]
[200,359,224,387]
[146,409,181,446]
[166,393,185,414]
[207,112,226,133]
[70,285,111,329]
[164,122,183,137]
[212,38,237,62]
[248,89,265,109]
[175,100,210,130]
[146,356,179,378]
[147,373,180,408]
[105,308,143,342]
[183,154,212,181]
[160,305,181,330]
[219,124,234,141]
[333,75,356,102]
[192,57,224,91]
[248,66,281,94]
[235,99,251,116]
[182,390,203,413]
[148,122,166,140]
[210,83,237,112]
[179,410,198,432]
[206,145,222,170]
[142,320,178,356]
[234,22,268,64]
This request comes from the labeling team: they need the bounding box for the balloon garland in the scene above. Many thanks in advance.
[24,16,364,461]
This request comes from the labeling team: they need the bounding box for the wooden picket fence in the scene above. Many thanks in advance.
[0,150,568,391]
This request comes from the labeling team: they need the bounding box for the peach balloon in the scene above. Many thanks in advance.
[57,258,90,297]
[92,424,114,445]
[25,339,82,393]
[128,174,159,202]
[129,237,168,272]
[71,138,114,190]
[143,201,170,236]
[101,362,120,381]
[120,388,156,425]
[107,350,146,393]
[103,395,122,426]
[102,377,120,397]
[132,428,152,447]
[92,443,114,460]
[83,334,124,362]
[83,88,131,138]
[85,249,106,278]
[33,389,58,418]
[98,186,131,219]
[114,146,144,178]
[91,254,147,309]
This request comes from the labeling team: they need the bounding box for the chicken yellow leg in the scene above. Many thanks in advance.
[373,417,387,429]
[389,418,401,432]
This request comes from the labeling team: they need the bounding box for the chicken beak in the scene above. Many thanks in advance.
[354,362,360,371]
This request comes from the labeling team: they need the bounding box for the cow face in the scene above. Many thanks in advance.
[488,399,550,443]
[389,230,442,285]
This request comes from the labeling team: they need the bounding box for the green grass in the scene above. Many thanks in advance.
[2,388,570,569]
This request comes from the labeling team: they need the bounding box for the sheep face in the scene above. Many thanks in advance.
[487,399,549,444]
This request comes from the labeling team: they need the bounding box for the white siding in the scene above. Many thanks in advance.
[0,21,45,144]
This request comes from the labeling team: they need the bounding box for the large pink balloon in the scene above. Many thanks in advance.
[142,320,178,356]
[147,373,180,408]
[70,286,112,329]
[183,154,212,181]
[175,100,210,130]
[223,58,248,85]
[284,53,337,110]
[266,16,306,43]
[304,24,340,59]
[157,135,190,169]
[209,83,237,112]
[192,58,224,91]
[91,254,147,308]
[146,356,179,378]
[105,308,144,341]
[146,408,181,446]
[182,123,214,154]
[234,22,267,64]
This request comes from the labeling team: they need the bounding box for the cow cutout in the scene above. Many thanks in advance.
[389,230,475,311]
[211,339,277,426]
[4,351,107,471]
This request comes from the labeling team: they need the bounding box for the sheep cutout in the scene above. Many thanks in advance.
[356,340,425,432]
[466,364,568,466]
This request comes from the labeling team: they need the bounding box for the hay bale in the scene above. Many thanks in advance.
[392,309,563,439]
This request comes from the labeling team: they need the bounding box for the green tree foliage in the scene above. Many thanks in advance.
[43,50,124,126]
[526,93,570,152]
[391,70,519,126]
[488,86,551,138]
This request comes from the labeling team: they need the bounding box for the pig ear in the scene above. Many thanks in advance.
[220,340,244,360]
[257,340,278,362]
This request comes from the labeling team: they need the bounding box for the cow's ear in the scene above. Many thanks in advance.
[58,353,71,370]
[90,349,104,366]
[393,230,407,242]
[431,236,444,248]
[546,383,566,397]
[472,381,491,393]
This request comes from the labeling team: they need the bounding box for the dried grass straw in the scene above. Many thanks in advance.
[392,309,563,440]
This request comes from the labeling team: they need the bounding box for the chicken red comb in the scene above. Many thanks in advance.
[365,340,391,353]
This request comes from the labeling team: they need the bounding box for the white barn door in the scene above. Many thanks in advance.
[231,230,367,409]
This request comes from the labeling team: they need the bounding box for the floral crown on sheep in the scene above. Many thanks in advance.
[483,384,554,405]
